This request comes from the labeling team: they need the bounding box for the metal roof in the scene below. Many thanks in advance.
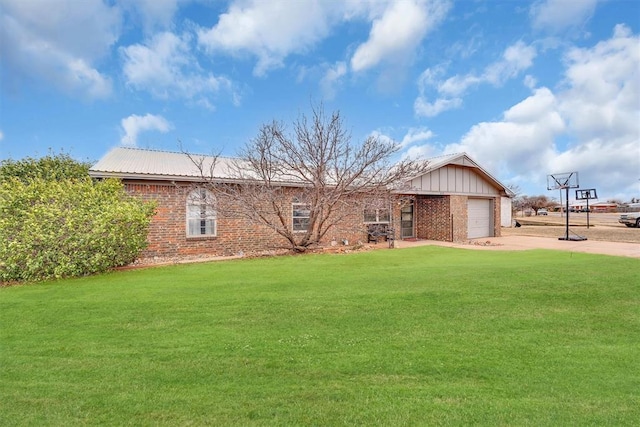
[89,147,513,196]
[89,147,235,181]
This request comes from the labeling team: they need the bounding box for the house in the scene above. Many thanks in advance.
[589,201,618,212]
[568,201,617,212]
[89,147,513,259]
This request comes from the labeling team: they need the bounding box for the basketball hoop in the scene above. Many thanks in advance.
[576,188,598,229]
[546,172,586,241]
[547,171,579,191]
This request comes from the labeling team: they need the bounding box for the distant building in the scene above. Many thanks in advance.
[568,201,618,212]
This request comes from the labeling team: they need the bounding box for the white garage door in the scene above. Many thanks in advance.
[468,199,492,239]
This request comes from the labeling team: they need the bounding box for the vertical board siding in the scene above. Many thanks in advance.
[409,166,500,195]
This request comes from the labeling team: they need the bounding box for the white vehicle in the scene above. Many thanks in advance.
[537,208,548,215]
[619,213,640,228]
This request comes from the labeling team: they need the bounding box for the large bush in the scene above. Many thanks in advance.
[0,154,155,283]
[0,152,91,182]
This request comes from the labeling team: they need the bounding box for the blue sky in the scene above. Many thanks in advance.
[1,0,639,202]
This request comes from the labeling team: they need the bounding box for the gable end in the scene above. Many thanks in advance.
[408,165,500,195]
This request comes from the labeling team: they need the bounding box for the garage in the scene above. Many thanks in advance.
[467,199,492,238]
[399,153,513,243]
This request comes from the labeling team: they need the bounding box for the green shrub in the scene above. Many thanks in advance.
[0,151,91,182]
[0,156,155,283]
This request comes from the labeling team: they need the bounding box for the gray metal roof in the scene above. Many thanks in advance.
[89,147,234,181]
[90,147,513,196]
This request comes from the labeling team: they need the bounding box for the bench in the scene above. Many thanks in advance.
[367,223,390,244]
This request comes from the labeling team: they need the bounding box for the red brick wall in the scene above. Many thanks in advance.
[125,180,502,259]
[413,194,502,243]
[450,195,468,242]
[125,181,369,259]
[493,198,502,238]
[125,182,287,258]
[415,195,452,241]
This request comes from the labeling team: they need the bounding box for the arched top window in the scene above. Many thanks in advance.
[186,188,216,237]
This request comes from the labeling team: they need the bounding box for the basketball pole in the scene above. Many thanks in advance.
[564,185,570,240]
[548,171,584,241]
[559,188,563,217]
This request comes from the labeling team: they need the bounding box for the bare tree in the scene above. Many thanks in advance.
[187,104,428,252]
[516,194,554,215]
[506,184,521,197]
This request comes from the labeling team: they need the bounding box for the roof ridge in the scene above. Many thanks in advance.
[426,152,465,161]
[113,146,238,160]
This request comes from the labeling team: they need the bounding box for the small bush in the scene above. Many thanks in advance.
[0,156,155,283]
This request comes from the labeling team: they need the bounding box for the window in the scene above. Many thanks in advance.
[186,188,216,237]
[292,203,311,232]
[364,208,390,223]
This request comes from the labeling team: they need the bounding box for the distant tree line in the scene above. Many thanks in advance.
[512,194,555,215]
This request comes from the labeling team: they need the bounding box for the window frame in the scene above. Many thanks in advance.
[292,202,311,233]
[363,207,390,224]
[186,188,217,238]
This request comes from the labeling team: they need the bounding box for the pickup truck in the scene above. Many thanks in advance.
[618,212,640,228]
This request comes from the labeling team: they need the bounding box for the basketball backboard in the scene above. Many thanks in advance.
[576,188,597,200]
[547,172,579,190]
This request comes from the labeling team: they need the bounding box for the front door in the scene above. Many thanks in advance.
[401,203,414,239]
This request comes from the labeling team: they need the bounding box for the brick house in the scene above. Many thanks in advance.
[89,147,513,259]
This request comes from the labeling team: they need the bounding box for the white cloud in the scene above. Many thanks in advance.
[483,41,537,85]
[120,114,173,146]
[0,0,119,98]
[547,137,638,195]
[370,126,434,149]
[119,0,182,31]
[503,86,559,123]
[530,0,598,33]
[437,25,640,198]
[320,62,348,100]
[441,41,536,93]
[370,127,437,160]
[350,0,450,72]
[524,75,538,89]
[404,144,441,160]
[551,24,640,197]
[558,24,640,141]
[399,127,438,159]
[437,74,482,98]
[414,97,462,118]
[369,130,395,146]
[400,127,435,148]
[67,59,113,99]
[121,31,236,106]
[0,130,4,141]
[414,41,537,117]
[445,88,564,182]
[198,0,335,76]
[197,0,449,78]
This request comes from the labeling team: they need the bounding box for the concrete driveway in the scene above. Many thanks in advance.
[394,235,640,259]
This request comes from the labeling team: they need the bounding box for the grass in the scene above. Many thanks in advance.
[1,246,639,426]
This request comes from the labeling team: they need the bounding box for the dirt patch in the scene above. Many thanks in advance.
[506,215,640,244]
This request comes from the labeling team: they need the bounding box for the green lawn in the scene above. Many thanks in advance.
[1,247,639,426]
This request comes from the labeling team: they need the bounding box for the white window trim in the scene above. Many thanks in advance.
[186,188,217,237]
[292,202,311,233]
[364,208,390,224]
